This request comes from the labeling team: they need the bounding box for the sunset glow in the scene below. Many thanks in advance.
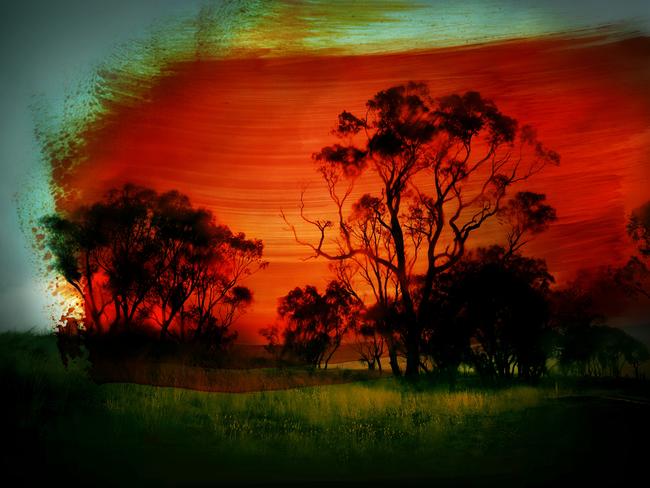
[43,33,649,341]
[4,4,650,485]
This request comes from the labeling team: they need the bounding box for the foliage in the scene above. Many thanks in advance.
[274,280,360,368]
[627,201,650,257]
[423,246,555,382]
[286,82,559,376]
[41,184,266,349]
[498,191,557,256]
[352,321,386,371]
[558,325,649,378]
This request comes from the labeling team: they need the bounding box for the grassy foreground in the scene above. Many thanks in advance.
[2,332,649,486]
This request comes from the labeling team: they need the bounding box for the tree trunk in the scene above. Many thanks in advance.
[179,307,185,342]
[84,253,103,334]
[110,296,121,333]
[193,314,206,341]
[323,341,340,371]
[387,340,401,376]
[404,326,421,378]
[121,301,130,330]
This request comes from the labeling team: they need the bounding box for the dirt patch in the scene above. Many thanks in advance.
[90,358,385,392]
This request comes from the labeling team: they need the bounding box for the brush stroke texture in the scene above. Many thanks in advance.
[46,35,650,341]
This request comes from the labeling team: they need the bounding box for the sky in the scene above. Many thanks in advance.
[1,1,649,341]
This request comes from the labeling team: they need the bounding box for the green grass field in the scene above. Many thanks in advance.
[2,331,649,486]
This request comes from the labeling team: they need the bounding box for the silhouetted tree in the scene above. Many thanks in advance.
[498,191,556,257]
[149,190,216,339]
[352,319,385,372]
[614,257,650,300]
[625,336,650,380]
[419,192,556,383]
[43,185,161,333]
[420,268,473,383]
[530,203,650,379]
[552,279,649,378]
[568,326,649,378]
[628,201,650,257]
[42,184,266,349]
[551,280,605,376]
[330,194,403,375]
[615,201,650,300]
[434,246,554,381]
[188,229,263,346]
[275,281,359,369]
[259,324,283,361]
[284,83,558,376]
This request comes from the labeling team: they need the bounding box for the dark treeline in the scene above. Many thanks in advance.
[42,184,267,361]
[269,82,650,381]
[263,242,649,382]
[42,82,649,382]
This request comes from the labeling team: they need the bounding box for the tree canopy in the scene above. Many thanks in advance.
[285,82,559,376]
[42,184,267,347]
[264,280,359,369]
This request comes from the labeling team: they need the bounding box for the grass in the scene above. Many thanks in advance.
[90,356,383,392]
[2,331,649,486]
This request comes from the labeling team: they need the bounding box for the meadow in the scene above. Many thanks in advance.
[2,331,649,487]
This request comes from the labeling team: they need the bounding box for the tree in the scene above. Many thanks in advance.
[425,246,554,381]
[551,279,649,378]
[581,326,638,377]
[624,336,650,380]
[498,191,556,257]
[352,318,385,372]
[42,184,266,348]
[616,201,650,300]
[284,83,559,376]
[275,281,359,369]
[420,266,474,382]
[150,190,216,339]
[627,201,650,257]
[43,185,161,333]
[419,192,556,383]
[558,202,650,320]
[188,229,263,346]
[330,194,403,375]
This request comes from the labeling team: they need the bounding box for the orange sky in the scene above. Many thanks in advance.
[54,35,650,342]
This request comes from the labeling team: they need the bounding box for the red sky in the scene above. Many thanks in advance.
[53,35,650,342]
